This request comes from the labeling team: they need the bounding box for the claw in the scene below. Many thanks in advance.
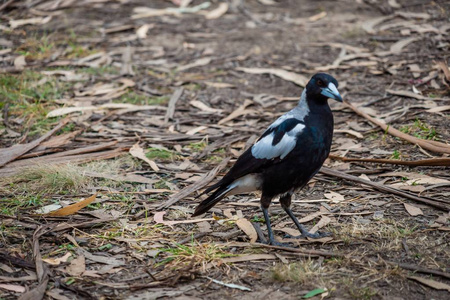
[285,231,332,239]
[265,239,292,247]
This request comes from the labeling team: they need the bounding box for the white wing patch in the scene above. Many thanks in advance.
[251,123,305,160]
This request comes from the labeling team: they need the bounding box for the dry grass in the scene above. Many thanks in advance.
[270,259,326,284]
[0,156,143,215]
[0,164,91,195]
[158,241,235,271]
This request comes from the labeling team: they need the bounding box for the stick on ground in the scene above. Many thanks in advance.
[319,167,450,211]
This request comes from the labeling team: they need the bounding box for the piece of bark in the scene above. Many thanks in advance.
[0,148,126,178]
[320,167,450,211]
[164,88,183,124]
[329,155,450,167]
[157,157,230,209]
[345,101,450,154]
[0,119,69,167]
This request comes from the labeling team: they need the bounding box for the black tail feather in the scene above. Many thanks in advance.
[194,179,224,200]
[192,185,230,217]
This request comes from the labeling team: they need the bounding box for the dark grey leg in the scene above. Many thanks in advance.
[261,206,291,247]
[280,193,331,239]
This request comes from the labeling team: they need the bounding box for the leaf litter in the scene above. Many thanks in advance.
[0,0,449,299]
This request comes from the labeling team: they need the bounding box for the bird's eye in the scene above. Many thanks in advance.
[317,79,325,87]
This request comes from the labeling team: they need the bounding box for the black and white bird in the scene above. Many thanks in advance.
[192,73,342,246]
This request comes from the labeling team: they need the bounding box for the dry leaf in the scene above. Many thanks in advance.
[359,174,371,181]
[298,211,323,223]
[427,105,450,113]
[258,0,277,5]
[236,218,258,243]
[324,191,345,203]
[190,100,222,113]
[65,255,85,276]
[132,2,210,19]
[218,108,256,125]
[186,126,208,135]
[436,61,450,82]
[136,24,153,38]
[223,209,233,219]
[204,81,235,88]
[310,216,331,234]
[14,55,26,69]
[47,106,97,118]
[390,37,420,54]
[276,227,300,237]
[129,143,159,172]
[47,194,97,216]
[9,16,52,29]
[386,89,447,101]
[219,254,277,264]
[197,221,212,233]
[309,236,334,243]
[308,11,327,22]
[274,253,289,264]
[177,57,212,71]
[388,0,401,8]
[41,70,86,81]
[18,278,48,300]
[35,204,62,214]
[435,213,449,224]
[409,276,450,292]
[78,248,124,266]
[46,288,73,300]
[0,284,26,293]
[362,16,392,34]
[205,3,229,19]
[396,11,430,19]
[236,67,308,87]
[153,211,213,226]
[404,203,423,216]
[42,252,72,266]
[334,129,363,139]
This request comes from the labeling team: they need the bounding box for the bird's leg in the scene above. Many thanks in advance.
[260,195,290,247]
[280,193,331,239]
[261,206,291,247]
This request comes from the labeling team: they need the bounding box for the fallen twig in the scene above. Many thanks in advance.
[0,118,69,167]
[0,251,35,270]
[329,155,450,167]
[18,226,49,300]
[51,217,119,232]
[320,167,450,211]
[205,276,251,291]
[164,88,184,124]
[388,261,450,280]
[386,89,449,101]
[254,243,344,258]
[158,157,230,209]
[344,100,450,154]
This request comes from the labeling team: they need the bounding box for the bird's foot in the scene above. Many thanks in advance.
[285,231,332,239]
[259,238,291,247]
[268,240,292,247]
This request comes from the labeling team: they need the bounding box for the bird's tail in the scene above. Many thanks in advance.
[192,185,232,217]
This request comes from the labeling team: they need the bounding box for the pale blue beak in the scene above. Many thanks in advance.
[321,82,342,102]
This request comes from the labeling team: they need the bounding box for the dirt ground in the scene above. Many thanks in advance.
[1,0,450,299]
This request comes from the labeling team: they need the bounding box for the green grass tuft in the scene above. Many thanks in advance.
[115,92,169,105]
[146,148,174,161]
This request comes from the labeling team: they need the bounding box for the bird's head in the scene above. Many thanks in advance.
[305,73,342,103]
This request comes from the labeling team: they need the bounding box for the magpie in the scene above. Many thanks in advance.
[192,73,342,246]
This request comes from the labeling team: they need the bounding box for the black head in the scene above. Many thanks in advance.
[305,73,342,103]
